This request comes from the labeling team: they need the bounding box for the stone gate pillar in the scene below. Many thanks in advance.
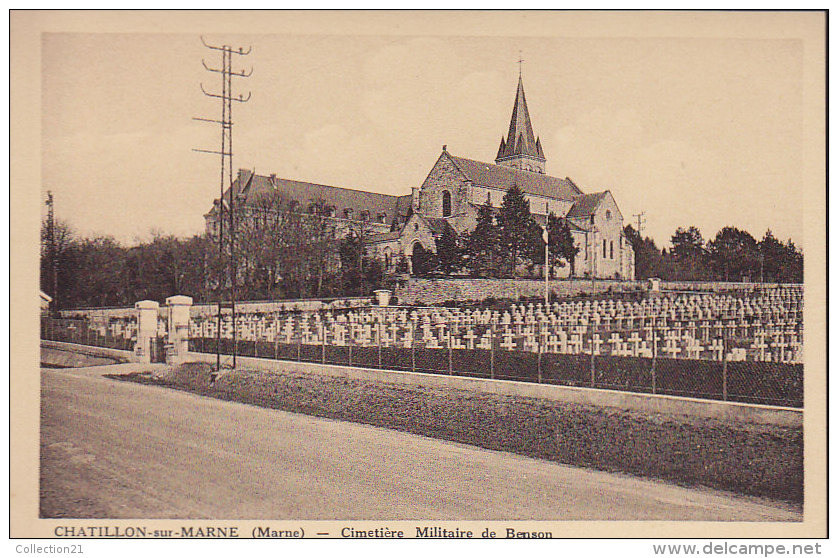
[134,300,160,363]
[165,295,193,365]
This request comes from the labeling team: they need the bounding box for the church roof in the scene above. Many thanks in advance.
[207,169,409,222]
[448,153,583,200]
[566,191,608,217]
[423,217,455,236]
[496,76,545,161]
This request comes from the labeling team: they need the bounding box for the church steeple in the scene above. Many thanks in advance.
[495,74,547,174]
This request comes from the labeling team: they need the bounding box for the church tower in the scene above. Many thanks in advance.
[494,74,546,174]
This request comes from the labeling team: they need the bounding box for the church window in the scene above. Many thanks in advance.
[610,241,614,259]
[343,208,353,219]
[605,210,612,221]
[603,240,607,258]
[377,212,387,224]
[360,210,370,222]
[442,190,452,217]
[590,215,595,225]
[414,223,419,232]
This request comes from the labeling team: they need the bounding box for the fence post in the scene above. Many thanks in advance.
[537,323,542,384]
[490,322,495,380]
[321,312,326,364]
[274,314,279,361]
[590,329,595,388]
[447,322,453,375]
[348,322,353,367]
[297,317,302,362]
[651,319,657,395]
[410,321,415,373]
[377,320,382,369]
[722,335,728,401]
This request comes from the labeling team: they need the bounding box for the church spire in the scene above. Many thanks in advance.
[495,71,546,173]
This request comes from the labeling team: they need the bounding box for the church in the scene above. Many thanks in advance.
[205,74,635,280]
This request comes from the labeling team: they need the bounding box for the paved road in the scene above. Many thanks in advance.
[40,365,802,521]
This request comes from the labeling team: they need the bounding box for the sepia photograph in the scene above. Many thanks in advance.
[10,10,827,541]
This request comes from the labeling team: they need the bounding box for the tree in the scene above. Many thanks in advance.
[410,244,438,277]
[464,200,502,277]
[759,230,803,283]
[670,226,708,280]
[435,225,464,275]
[547,213,579,277]
[707,226,759,282]
[624,224,671,280]
[496,184,542,276]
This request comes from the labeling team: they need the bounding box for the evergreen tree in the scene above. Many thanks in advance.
[435,225,463,275]
[759,230,803,283]
[670,226,708,280]
[411,244,438,277]
[464,199,501,277]
[707,226,759,282]
[496,184,542,276]
[547,213,579,277]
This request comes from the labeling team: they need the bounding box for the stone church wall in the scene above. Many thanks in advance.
[418,153,467,219]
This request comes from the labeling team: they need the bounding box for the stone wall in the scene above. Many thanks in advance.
[395,278,640,305]
[393,278,800,305]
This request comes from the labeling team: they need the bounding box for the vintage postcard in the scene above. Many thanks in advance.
[9,10,827,543]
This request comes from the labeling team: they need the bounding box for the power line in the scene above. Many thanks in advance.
[193,36,252,371]
[633,211,646,237]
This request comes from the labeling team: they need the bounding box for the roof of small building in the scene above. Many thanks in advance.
[447,153,583,201]
[423,216,454,236]
[566,191,608,218]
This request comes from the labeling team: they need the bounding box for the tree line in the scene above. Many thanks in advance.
[625,225,803,283]
[41,191,383,311]
[41,185,803,310]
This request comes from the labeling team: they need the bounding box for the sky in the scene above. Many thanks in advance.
[40,21,809,249]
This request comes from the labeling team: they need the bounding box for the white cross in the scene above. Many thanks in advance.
[662,337,681,359]
[709,338,724,361]
[569,333,583,354]
[591,333,603,355]
[500,330,516,351]
[685,339,703,359]
[752,334,768,361]
[462,329,478,350]
[628,331,643,356]
[608,332,623,355]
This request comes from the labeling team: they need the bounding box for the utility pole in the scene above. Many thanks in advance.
[633,211,646,237]
[45,191,58,315]
[193,36,252,371]
[543,202,550,307]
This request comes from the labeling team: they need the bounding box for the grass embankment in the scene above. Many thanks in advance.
[113,362,803,504]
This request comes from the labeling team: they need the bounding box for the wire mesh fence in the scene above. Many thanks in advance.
[41,317,137,352]
[188,312,803,408]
